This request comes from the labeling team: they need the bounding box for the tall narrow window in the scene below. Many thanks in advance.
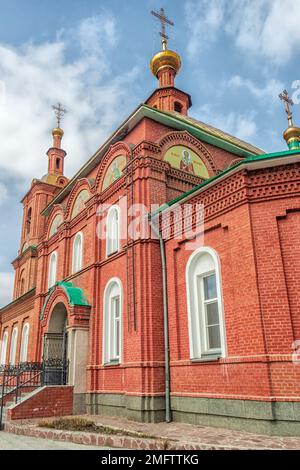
[0,331,8,365]
[186,247,225,360]
[48,251,57,288]
[19,272,25,296]
[9,327,18,365]
[106,206,120,256]
[72,232,83,274]
[20,323,30,363]
[103,279,122,364]
[26,208,32,235]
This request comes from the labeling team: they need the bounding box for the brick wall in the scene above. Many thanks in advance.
[7,386,73,420]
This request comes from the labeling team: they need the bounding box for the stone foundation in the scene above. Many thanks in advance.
[171,396,300,437]
[86,393,166,423]
[86,393,300,436]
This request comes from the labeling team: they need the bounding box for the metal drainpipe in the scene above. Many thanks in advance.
[148,213,171,423]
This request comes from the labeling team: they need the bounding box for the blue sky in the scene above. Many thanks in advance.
[0,0,300,306]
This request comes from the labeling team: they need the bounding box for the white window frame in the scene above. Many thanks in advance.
[106,205,120,257]
[72,232,83,274]
[48,251,58,288]
[103,278,122,365]
[186,247,226,360]
[0,331,8,365]
[9,327,18,365]
[20,323,30,363]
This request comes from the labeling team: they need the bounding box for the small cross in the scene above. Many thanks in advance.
[279,90,294,127]
[151,7,174,49]
[52,102,67,128]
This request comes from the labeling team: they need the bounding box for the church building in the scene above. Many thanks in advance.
[1,9,300,435]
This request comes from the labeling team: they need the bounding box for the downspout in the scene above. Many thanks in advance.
[148,213,171,423]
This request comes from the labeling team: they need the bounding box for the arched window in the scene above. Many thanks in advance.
[26,208,32,235]
[20,323,30,363]
[186,247,225,360]
[174,101,182,113]
[48,251,58,288]
[72,232,83,274]
[0,331,8,365]
[9,327,18,365]
[103,278,122,364]
[19,272,25,296]
[106,206,120,257]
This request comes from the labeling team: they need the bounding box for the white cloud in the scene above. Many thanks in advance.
[228,75,284,102]
[186,0,300,65]
[195,104,258,141]
[185,0,225,58]
[0,13,139,187]
[0,271,14,307]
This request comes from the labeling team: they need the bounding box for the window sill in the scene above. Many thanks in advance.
[103,360,121,367]
[190,354,221,363]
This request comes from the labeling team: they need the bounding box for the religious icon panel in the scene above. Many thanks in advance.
[102,155,127,191]
[163,145,209,178]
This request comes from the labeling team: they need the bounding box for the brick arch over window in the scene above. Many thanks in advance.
[158,130,218,176]
[65,179,94,221]
[95,142,130,192]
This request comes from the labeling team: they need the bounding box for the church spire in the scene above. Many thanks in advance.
[279,90,300,150]
[150,8,181,88]
[47,103,67,177]
[147,7,191,114]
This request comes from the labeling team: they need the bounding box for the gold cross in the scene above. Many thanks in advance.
[279,90,294,127]
[52,102,67,128]
[151,7,174,50]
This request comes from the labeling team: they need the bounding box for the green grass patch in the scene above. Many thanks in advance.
[38,417,159,440]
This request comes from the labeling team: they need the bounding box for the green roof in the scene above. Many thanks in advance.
[39,281,90,320]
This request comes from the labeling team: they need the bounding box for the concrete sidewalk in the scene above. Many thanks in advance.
[0,430,111,450]
[5,414,300,450]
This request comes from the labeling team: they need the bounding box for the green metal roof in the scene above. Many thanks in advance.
[39,281,90,321]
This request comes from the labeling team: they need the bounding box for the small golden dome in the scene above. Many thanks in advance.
[52,127,64,138]
[150,49,181,77]
[283,126,300,143]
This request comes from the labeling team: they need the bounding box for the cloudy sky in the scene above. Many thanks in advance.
[0,0,299,306]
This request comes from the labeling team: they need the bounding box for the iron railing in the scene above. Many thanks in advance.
[0,359,68,429]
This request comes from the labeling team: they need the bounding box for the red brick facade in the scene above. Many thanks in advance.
[7,386,73,420]
[1,64,300,434]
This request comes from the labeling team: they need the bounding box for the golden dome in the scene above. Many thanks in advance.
[283,126,300,143]
[52,127,64,138]
[150,49,181,77]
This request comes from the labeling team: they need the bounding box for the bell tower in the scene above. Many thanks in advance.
[146,8,191,115]
[12,105,69,300]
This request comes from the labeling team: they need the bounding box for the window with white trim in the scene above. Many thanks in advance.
[9,327,18,365]
[72,232,83,274]
[48,251,57,288]
[186,248,225,359]
[20,323,30,363]
[103,279,122,364]
[0,331,8,365]
[106,206,120,256]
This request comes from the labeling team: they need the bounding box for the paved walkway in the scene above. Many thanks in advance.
[4,415,300,450]
[0,430,109,450]
[85,415,300,450]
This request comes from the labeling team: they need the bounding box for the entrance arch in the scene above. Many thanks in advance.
[40,282,91,413]
[48,302,68,334]
[43,302,69,385]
